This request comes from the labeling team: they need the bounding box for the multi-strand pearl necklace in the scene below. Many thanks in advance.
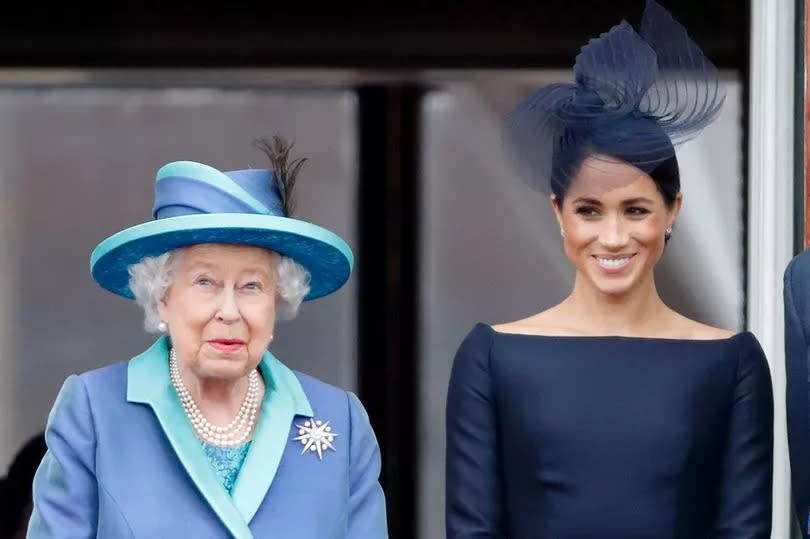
[169,348,260,447]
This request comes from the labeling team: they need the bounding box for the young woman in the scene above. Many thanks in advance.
[445,2,773,537]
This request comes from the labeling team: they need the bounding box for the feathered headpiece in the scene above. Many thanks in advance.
[252,135,308,217]
[90,135,354,302]
[503,0,725,196]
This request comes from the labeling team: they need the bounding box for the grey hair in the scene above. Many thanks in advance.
[127,247,311,333]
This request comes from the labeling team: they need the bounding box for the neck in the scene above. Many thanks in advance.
[180,367,260,425]
[562,272,670,335]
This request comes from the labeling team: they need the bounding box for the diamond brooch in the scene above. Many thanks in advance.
[293,419,338,460]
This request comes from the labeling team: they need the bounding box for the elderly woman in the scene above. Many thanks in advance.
[27,138,388,538]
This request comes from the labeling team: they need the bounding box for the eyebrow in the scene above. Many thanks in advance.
[571,197,654,205]
[621,197,655,205]
[187,261,218,272]
[571,197,602,205]
[186,262,271,277]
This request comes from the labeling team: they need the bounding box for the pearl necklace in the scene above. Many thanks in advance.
[169,348,261,447]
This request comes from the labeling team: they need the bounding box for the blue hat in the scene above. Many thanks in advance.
[503,0,725,196]
[90,139,353,302]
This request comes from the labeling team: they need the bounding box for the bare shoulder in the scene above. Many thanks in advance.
[671,313,737,340]
[491,305,577,336]
[693,324,737,340]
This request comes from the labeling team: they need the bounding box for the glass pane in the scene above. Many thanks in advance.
[0,86,358,468]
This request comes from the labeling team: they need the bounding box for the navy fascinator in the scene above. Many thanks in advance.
[503,0,725,196]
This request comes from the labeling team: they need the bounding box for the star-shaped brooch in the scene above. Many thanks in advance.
[293,419,338,460]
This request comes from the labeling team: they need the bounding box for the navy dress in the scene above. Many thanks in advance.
[446,323,774,539]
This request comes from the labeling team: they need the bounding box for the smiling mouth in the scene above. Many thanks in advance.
[593,254,635,269]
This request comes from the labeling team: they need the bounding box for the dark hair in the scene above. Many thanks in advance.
[553,153,681,209]
[647,155,681,207]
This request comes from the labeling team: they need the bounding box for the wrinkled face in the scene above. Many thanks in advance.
[552,156,681,297]
[158,243,277,382]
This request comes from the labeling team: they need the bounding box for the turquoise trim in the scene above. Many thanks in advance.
[127,338,314,532]
[231,350,313,523]
[126,337,253,539]
[90,213,354,271]
[269,352,315,418]
[156,161,271,216]
[89,157,354,303]
[89,212,354,301]
[90,213,352,271]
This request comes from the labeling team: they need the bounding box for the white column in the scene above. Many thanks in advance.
[748,0,796,537]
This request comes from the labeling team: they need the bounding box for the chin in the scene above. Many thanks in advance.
[587,273,640,296]
[594,283,635,296]
[198,358,251,381]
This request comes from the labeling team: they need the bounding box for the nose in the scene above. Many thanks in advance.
[216,286,241,324]
[599,215,628,249]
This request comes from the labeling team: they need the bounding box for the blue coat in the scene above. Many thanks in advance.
[785,249,810,538]
[26,336,388,538]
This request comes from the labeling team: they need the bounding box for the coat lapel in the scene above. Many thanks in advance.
[231,351,314,523]
[126,336,254,539]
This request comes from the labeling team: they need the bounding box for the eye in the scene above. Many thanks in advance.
[626,207,651,216]
[575,206,600,217]
[242,281,262,291]
[194,277,213,286]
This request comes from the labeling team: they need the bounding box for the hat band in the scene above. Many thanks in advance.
[152,161,281,219]
[153,177,285,219]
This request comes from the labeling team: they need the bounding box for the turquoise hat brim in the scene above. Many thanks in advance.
[90,213,354,301]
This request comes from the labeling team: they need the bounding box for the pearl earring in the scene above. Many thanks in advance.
[157,321,168,332]
[665,227,673,241]
[560,229,566,238]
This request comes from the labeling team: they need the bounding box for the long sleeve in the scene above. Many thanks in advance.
[445,324,504,538]
[785,255,810,539]
[27,375,99,538]
[712,334,774,538]
[346,391,388,538]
